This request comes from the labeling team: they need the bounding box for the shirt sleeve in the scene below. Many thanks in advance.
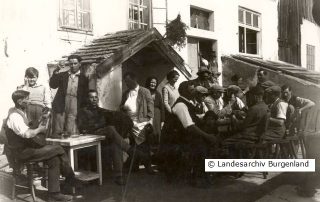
[172,103,195,128]
[204,97,215,111]
[162,87,171,113]
[6,113,30,138]
[276,102,288,119]
[296,97,312,108]
[236,97,245,110]
[43,84,52,108]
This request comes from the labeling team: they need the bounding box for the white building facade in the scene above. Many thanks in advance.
[152,0,279,78]
[0,0,318,121]
[301,19,320,72]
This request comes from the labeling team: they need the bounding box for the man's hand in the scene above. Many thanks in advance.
[38,124,47,133]
[148,118,153,126]
[53,66,61,74]
[53,61,64,74]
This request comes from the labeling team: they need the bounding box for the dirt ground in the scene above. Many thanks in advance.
[0,166,312,202]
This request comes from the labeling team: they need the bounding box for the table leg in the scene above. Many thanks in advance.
[68,148,76,194]
[68,148,75,170]
[74,150,78,170]
[96,142,102,185]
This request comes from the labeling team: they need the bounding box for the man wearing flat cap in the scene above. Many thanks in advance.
[225,85,246,111]
[261,80,276,90]
[192,66,212,89]
[204,84,233,118]
[5,90,77,201]
[262,85,288,141]
[191,86,209,119]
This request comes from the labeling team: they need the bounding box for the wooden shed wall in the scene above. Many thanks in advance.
[278,0,315,66]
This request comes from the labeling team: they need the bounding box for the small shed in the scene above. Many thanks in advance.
[52,28,191,110]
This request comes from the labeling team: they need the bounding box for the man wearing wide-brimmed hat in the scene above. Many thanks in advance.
[191,66,212,89]
[209,69,221,85]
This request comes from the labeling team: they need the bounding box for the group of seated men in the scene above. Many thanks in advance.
[160,67,315,188]
[2,55,316,202]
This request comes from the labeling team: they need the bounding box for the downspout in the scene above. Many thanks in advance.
[150,0,153,28]
[165,0,168,25]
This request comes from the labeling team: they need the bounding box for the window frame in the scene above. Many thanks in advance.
[190,6,214,32]
[58,0,93,33]
[238,7,261,56]
[129,0,150,30]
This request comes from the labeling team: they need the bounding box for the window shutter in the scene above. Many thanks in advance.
[253,14,259,28]
[245,11,252,26]
[238,9,244,23]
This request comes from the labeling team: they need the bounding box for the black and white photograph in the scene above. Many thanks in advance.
[0,0,319,201]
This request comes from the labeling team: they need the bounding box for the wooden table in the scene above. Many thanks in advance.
[46,134,105,185]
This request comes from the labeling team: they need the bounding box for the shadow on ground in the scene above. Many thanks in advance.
[2,168,311,202]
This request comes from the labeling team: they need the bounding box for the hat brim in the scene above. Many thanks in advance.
[197,70,211,75]
[210,89,225,93]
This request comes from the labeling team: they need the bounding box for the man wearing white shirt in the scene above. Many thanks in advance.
[162,81,217,188]
[120,72,154,174]
[5,90,76,201]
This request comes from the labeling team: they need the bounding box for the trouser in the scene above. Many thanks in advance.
[189,134,209,178]
[95,126,130,177]
[19,145,74,193]
[262,127,285,142]
[300,135,320,192]
[52,112,79,136]
[52,95,79,137]
[26,104,44,128]
[130,141,151,168]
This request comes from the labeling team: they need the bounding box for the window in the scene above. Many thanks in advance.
[190,7,213,31]
[306,44,315,70]
[59,0,92,32]
[187,37,218,76]
[129,0,151,30]
[238,7,260,55]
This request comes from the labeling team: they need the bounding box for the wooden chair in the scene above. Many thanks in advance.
[4,145,48,202]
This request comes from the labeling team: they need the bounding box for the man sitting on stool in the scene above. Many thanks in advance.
[77,90,149,185]
[5,90,76,202]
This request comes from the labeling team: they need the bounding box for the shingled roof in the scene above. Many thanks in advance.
[230,55,320,85]
[67,28,191,78]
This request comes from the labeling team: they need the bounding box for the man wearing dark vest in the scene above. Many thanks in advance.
[5,90,76,201]
[161,81,217,188]
[262,85,288,141]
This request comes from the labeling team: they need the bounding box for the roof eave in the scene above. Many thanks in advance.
[96,28,191,78]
